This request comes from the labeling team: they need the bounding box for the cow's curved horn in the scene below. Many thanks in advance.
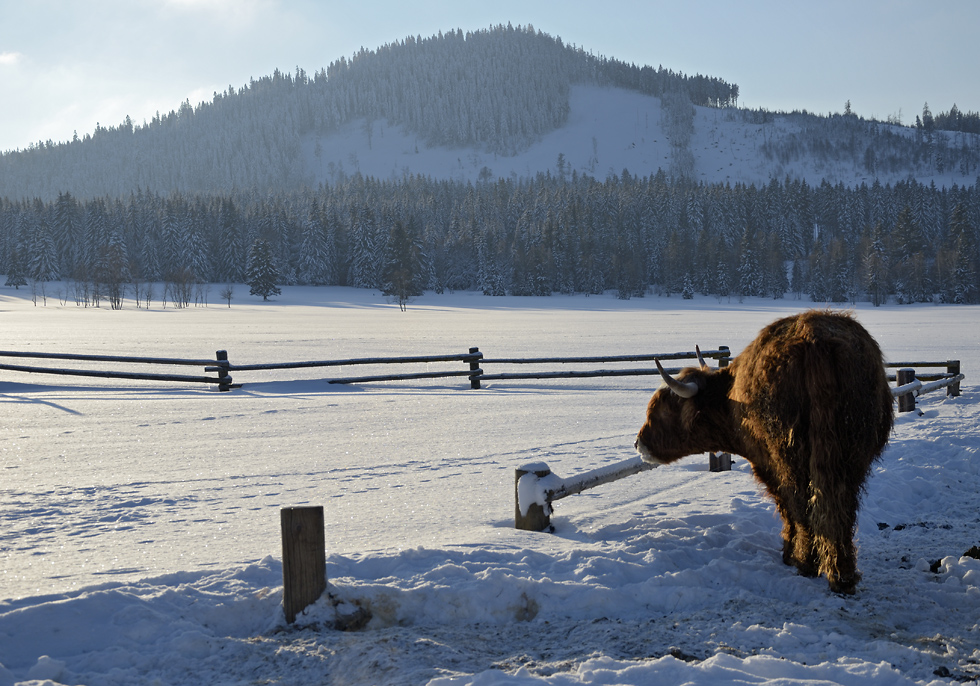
[655,359,699,398]
[695,345,709,370]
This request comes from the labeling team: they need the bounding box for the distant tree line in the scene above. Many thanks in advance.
[927,103,980,136]
[2,170,978,306]
[756,103,980,181]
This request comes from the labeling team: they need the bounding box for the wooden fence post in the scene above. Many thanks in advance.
[281,506,327,624]
[718,345,731,367]
[947,360,961,397]
[710,348,732,472]
[897,368,916,413]
[469,347,482,389]
[709,452,732,472]
[515,466,553,531]
[215,350,232,392]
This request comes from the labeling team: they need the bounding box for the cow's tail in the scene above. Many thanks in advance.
[804,340,863,593]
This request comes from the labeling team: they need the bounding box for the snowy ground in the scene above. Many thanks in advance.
[1,285,978,685]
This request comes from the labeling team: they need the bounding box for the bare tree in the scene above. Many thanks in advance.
[219,284,234,307]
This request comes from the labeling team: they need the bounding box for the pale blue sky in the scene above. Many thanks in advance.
[1,0,978,154]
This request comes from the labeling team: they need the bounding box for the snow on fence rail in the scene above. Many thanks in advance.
[514,359,967,532]
[886,360,963,413]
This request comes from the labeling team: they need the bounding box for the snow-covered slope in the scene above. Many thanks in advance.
[303,85,977,189]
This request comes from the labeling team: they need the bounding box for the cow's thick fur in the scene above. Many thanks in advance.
[634,311,894,594]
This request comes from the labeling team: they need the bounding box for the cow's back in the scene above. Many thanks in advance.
[730,310,894,474]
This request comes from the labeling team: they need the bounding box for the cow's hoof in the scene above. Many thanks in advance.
[827,572,860,595]
[795,563,819,578]
[788,552,819,577]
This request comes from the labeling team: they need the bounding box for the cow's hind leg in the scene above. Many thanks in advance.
[810,484,861,594]
[754,460,818,576]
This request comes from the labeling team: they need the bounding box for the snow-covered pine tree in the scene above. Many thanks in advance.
[807,246,829,302]
[381,218,425,310]
[945,203,979,303]
[297,198,334,285]
[736,225,763,298]
[348,205,381,289]
[182,200,208,282]
[715,257,731,301]
[736,245,761,299]
[790,259,805,299]
[159,195,185,282]
[692,228,714,295]
[53,191,82,279]
[134,205,161,284]
[890,205,930,303]
[830,239,853,303]
[214,197,244,283]
[245,238,281,300]
[761,232,787,299]
[102,228,130,309]
[4,245,27,289]
[27,204,60,283]
[681,272,694,299]
[477,229,506,296]
[863,222,889,306]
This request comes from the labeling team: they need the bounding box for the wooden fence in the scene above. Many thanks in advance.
[0,346,734,391]
[1,348,964,412]
[886,360,962,412]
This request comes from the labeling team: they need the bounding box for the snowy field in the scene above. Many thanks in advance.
[1,285,979,685]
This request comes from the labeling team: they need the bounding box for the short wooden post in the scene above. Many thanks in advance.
[215,350,232,392]
[515,466,553,532]
[897,368,916,413]
[717,345,731,367]
[468,347,482,389]
[947,360,961,397]
[709,452,732,472]
[706,349,734,473]
[281,506,327,624]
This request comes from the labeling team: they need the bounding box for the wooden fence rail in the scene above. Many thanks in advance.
[0,349,965,411]
[0,346,735,391]
[0,349,232,388]
[886,360,962,398]
[475,348,731,386]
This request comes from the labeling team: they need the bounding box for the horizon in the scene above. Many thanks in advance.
[2,0,979,155]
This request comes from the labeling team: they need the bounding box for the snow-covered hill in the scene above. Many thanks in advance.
[2,26,976,202]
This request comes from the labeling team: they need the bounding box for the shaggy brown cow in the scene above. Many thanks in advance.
[634,310,894,594]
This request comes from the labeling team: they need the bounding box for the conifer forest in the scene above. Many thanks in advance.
[1,25,978,306]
